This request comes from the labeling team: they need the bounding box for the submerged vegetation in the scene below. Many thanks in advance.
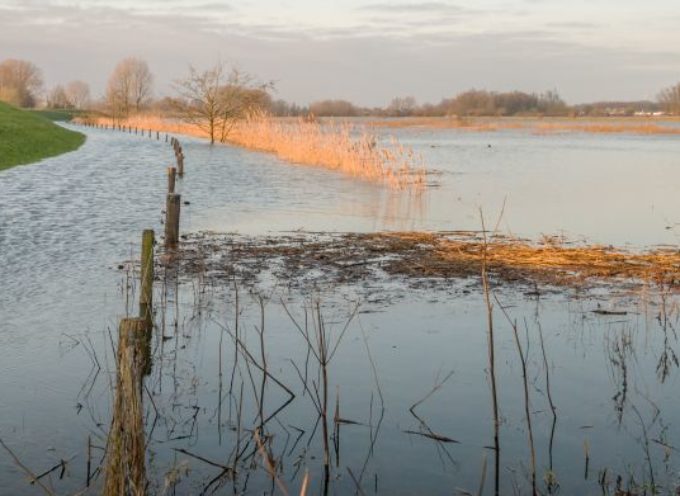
[0,101,85,171]
[177,231,680,291]
[89,113,427,188]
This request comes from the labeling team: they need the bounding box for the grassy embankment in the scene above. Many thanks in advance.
[30,108,85,122]
[0,102,85,171]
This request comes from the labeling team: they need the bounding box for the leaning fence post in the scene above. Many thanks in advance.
[140,230,154,330]
[167,167,177,194]
[165,194,181,249]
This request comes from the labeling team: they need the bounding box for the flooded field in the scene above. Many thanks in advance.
[1,123,680,495]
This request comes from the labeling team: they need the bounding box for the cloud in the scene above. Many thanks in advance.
[0,0,678,106]
[357,2,466,14]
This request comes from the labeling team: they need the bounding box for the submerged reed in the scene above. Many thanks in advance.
[88,114,426,189]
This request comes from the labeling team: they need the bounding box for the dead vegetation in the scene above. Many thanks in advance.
[364,116,680,136]
[86,114,426,188]
[174,231,680,291]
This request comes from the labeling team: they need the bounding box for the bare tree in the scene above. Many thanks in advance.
[65,80,90,110]
[387,96,417,117]
[47,85,71,109]
[0,59,43,107]
[106,57,153,119]
[173,61,272,144]
[658,83,680,115]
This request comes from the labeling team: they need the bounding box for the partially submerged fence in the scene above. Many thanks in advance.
[76,121,190,493]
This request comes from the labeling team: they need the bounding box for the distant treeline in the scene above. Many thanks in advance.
[265,91,664,118]
[2,55,679,118]
[266,91,569,118]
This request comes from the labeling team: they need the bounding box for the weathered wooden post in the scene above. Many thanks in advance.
[118,317,149,385]
[165,193,181,249]
[167,167,177,194]
[105,317,148,494]
[177,148,184,177]
[148,129,152,138]
[139,229,154,330]
[165,134,168,143]
[156,131,160,140]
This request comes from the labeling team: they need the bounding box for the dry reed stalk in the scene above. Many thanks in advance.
[87,114,426,188]
[480,214,500,496]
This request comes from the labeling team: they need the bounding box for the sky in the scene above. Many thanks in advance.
[1,0,679,106]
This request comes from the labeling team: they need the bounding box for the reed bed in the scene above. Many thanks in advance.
[364,116,680,136]
[89,114,426,188]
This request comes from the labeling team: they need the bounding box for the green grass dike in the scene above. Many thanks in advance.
[0,102,86,171]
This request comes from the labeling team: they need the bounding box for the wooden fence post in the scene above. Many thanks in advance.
[105,317,148,495]
[177,148,184,177]
[140,230,154,330]
[165,194,181,248]
[167,167,177,194]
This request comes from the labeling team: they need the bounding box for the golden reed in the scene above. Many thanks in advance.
[90,114,426,189]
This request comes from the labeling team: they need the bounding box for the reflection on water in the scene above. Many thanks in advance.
[86,274,680,495]
[0,124,679,494]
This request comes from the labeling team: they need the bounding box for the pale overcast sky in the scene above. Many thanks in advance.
[1,0,679,105]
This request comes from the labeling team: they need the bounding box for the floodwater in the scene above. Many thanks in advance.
[0,123,679,495]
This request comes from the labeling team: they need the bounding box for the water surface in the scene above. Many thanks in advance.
[0,124,679,494]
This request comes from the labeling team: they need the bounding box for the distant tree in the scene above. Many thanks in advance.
[173,61,272,144]
[448,90,495,116]
[47,85,71,109]
[309,99,358,117]
[658,83,680,114]
[0,59,43,107]
[494,91,539,115]
[443,89,568,117]
[387,96,417,117]
[537,90,567,116]
[65,80,90,110]
[106,57,153,119]
[270,99,292,116]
